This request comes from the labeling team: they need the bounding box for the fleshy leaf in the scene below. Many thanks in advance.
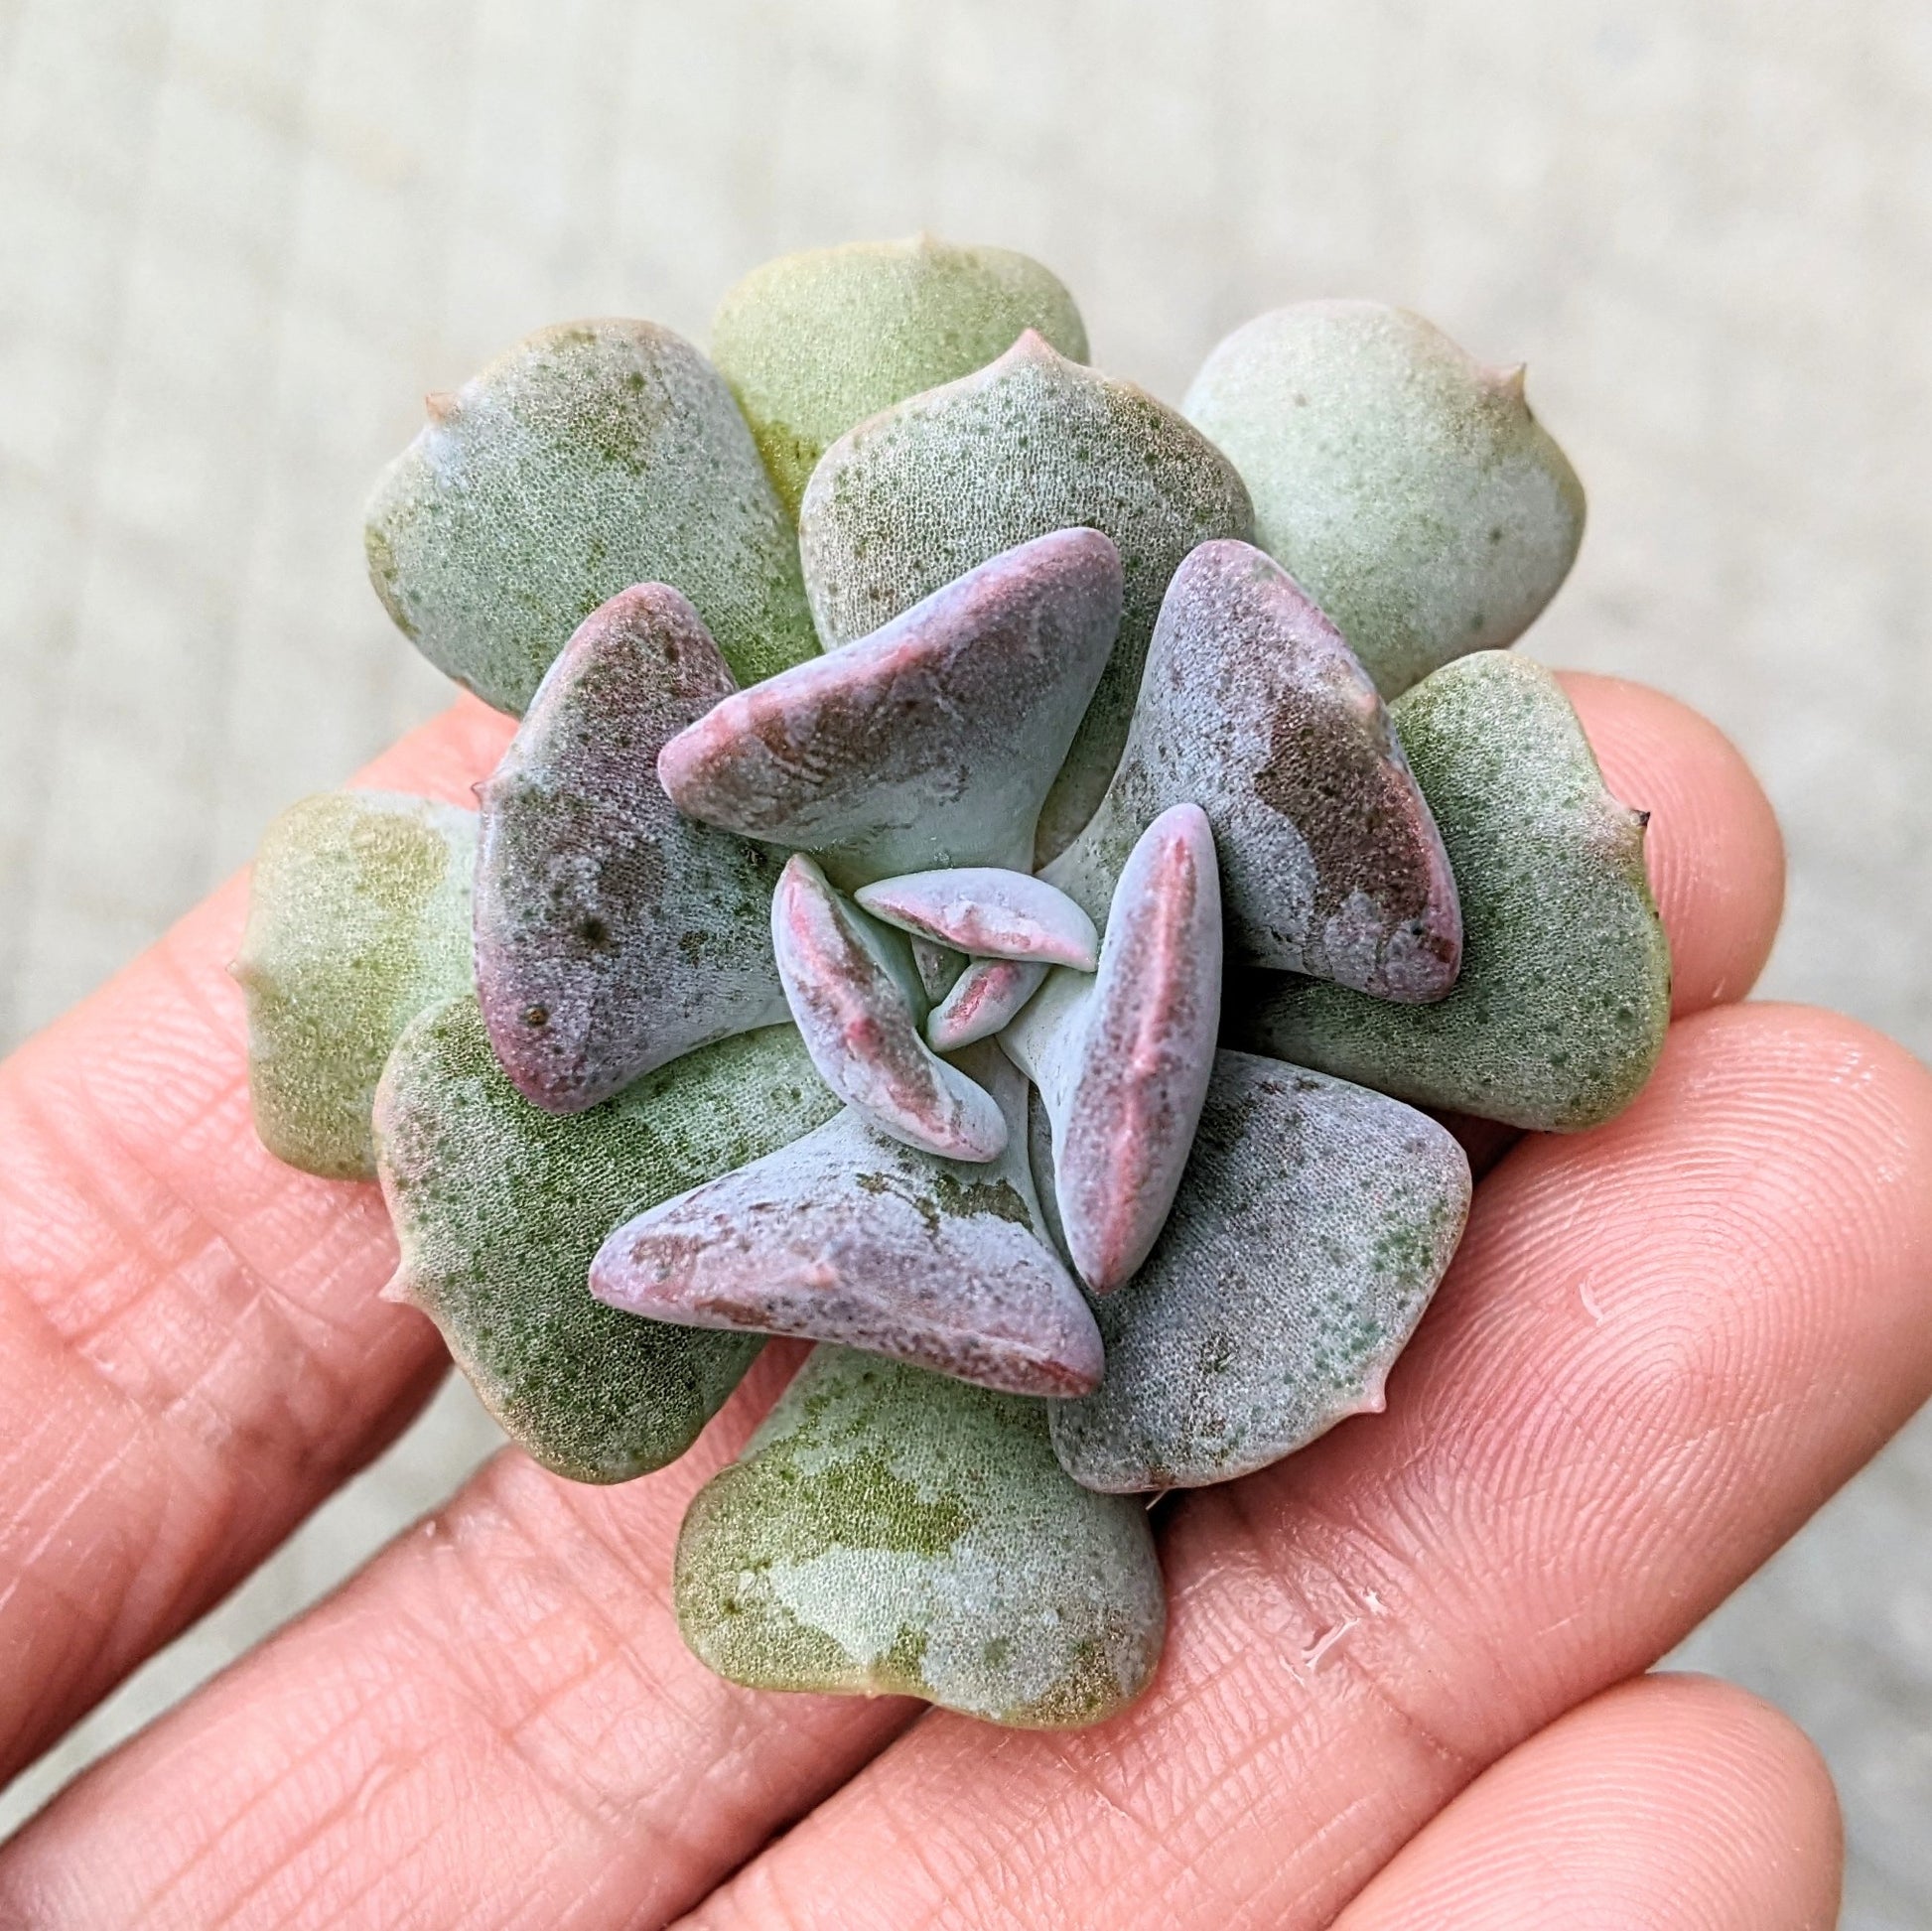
[927,957,1048,1052]
[364,320,816,714]
[856,867,1098,970]
[374,1000,839,1482]
[1002,805,1221,1292]
[475,584,786,1114]
[234,790,476,1179]
[1044,539,1460,999]
[591,1044,1100,1398]
[1234,652,1671,1131]
[659,528,1124,888]
[1045,1051,1471,1491]
[772,854,1006,1163]
[798,332,1255,860]
[1184,301,1585,697]
[712,233,1088,515]
[674,1345,1166,1726]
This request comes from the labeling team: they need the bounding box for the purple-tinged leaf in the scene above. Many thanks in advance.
[926,957,1049,1052]
[1003,804,1221,1294]
[856,867,1098,969]
[475,584,787,1114]
[656,529,1124,888]
[1045,539,1461,1001]
[591,1046,1102,1398]
[773,854,1006,1162]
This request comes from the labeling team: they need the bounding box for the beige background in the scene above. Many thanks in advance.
[2,0,1928,1922]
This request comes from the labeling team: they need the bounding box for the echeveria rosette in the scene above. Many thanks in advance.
[230,237,1670,1732]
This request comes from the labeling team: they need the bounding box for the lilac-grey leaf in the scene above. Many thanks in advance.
[591,1045,1101,1398]
[856,867,1098,970]
[772,853,1006,1162]
[1002,804,1221,1294]
[1043,1051,1471,1492]
[476,584,788,1114]
[927,957,1049,1052]
[657,528,1124,888]
[1044,539,1460,1001]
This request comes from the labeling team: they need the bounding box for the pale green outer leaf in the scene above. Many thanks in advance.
[374,1002,840,1482]
[798,332,1254,862]
[235,789,477,1180]
[675,1344,1166,1726]
[364,319,817,714]
[713,232,1089,515]
[1184,300,1585,697]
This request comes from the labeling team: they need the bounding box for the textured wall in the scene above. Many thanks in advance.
[1,0,1927,1921]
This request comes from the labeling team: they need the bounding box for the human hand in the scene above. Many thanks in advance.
[0,675,1923,1929]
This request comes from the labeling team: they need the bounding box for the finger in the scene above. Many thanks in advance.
[0,680,1801,1924]
[684,1003,1932,1931]
[0,1344,918,1929]
[0,697,511,1781]
[1333,1673,1842,1930]
[1558,670,1785,1016]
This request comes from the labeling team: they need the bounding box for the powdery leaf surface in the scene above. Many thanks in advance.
[592,1044,1098,1397]
[475,584,786,1114]
[659,528,1124,888]
[1237,651,1672,1131]
[927,956,1048,1051]
[1046,1051,1471,1491]
[374,1001,839,1482]
[1184,301,1585,697]
[712,233,1087,515]
[771,854,1007,1162]
[857,867,1098,969]
[1046,538,1460,998]
[674,1344,1165,1726]
[234,789,477,1179]
[1003,804,1222,1293]
[798,332,1255,859]
[364,319,816,714]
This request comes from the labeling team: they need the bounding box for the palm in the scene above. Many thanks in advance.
[0,675,1920,1931]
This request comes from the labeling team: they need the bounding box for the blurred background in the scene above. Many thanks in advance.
[1,0,1927,1920]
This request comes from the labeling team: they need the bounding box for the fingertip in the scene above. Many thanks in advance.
[1559,671,1786,1016]
[1336,1671,1843,1931]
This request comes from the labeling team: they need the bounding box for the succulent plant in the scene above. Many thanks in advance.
[238,233,1669,1730]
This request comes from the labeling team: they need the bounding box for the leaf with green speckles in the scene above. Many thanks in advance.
[674,1345,1165,1726]
[1045,1050,1471,1492]
[798,332,1254,861]
[1184,301,1586,698]
[712,233,1089,516]
[364,320,818,715]
[373,1001,840,1482]
[1234,652,1671,1131]
[234,789,477,1179]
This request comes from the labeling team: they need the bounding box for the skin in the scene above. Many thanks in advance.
[0,675,1919,1931]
